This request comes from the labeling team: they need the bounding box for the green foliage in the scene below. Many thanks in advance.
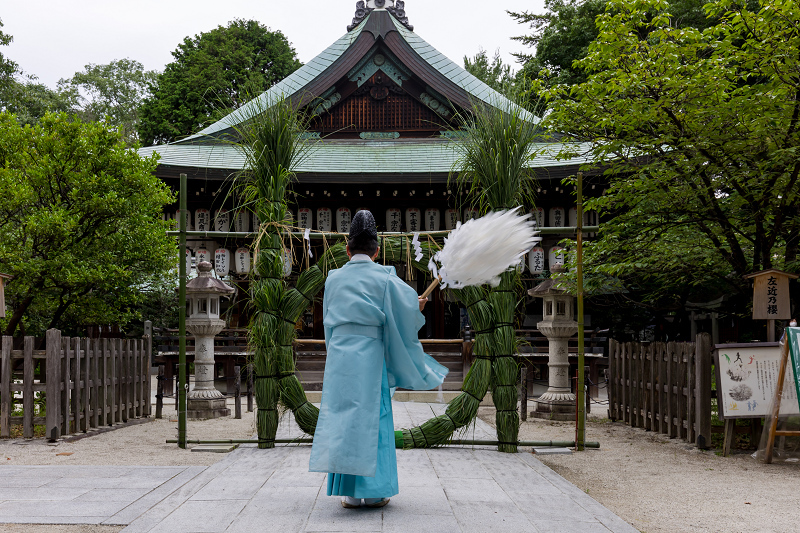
[510,0,743,91]
[138,19,302,145]
[0,112,176,337]
[464,49,516,95]
[454,99,544,212]
[58,59,159,146]
[543,0,800,310]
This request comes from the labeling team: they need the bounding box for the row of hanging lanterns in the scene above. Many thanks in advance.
[170,207,597,232]
[187,245,566,277]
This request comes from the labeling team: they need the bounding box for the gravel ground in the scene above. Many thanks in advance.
[3,397,799,533]
[479,403,800,533]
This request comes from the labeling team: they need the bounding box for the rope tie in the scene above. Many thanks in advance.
[466,298,486,310]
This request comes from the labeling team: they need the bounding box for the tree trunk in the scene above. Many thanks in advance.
[4,295,34,337]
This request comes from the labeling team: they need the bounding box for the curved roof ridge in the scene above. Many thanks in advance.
[176,17,370,144]
[388,16,538,124]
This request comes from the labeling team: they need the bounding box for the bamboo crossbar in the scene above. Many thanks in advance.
[0,326,153,440]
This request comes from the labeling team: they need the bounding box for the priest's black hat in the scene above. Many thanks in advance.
[349,210,377,239]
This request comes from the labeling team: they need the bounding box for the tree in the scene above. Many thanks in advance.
[509,0,738,90]
[58,59,158,146]
[0,19,77,125]
[0,112,176,337]
[464,49,515,95]
[542,0,800,314]
[138,19,302,146]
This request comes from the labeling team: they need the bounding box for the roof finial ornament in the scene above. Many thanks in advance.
[347,1,413,32]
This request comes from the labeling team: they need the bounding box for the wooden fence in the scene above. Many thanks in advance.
[0,328,151,439]
[607,332,712,448]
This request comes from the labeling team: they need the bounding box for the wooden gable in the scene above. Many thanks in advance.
[308,72,456,136]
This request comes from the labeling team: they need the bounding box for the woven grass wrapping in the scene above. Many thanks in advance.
[489,270,520,453]
[397,280,500,448]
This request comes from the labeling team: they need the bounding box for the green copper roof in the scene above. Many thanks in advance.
[139,139,592,176]
[175,9,534,144]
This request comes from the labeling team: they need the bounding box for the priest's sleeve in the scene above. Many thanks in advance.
[382,276,449,391]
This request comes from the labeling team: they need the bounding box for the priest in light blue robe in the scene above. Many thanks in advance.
[309,210,448,508]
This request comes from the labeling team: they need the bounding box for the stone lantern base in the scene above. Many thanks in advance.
[187,390,230,420]
[187,398,230,420]
[530,390,576,421]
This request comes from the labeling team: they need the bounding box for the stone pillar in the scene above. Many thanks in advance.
[186,319,230,419]
[532,323,578,420]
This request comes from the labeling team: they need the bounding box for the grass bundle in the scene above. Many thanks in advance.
[396,282,499,448]
[488,270,520,453]
[279,373,318,434]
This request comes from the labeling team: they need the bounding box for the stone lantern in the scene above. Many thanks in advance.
[185,261,236,419]
[527,266,578,420]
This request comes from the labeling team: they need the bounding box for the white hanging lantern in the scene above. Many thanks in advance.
[214,209,230,232]
[235,211,250,233]
[386,208,402,232]
[445,209,460,230]
[528,247,545,274]
[297,208,312,230]
[531,207,545,228]
[424,208,440,231]
[175,210,193,231]
[185,248,192,273]
[214,248,231,276]
[317,207,332,232]
[195,209,211,232]
[336,207,352,233]
[252,212,261,231]
[549,207,565,228]
[234,248,251,274]
[405,208,421,232]
[196,248,212,265]
[282,249,293,277]
[463,208,479,222]
[569,207,578,228]
[549,246,565,268]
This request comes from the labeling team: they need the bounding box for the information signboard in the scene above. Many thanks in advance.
[714,342,799,419]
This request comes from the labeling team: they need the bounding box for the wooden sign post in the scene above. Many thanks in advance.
[744,269,797,342]
[0,273,11,318]
[763,327,800,463]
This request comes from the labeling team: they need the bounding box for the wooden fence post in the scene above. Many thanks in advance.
[1,336,11,437]
[607,339,617,420]
[60,335,70,436]
[519,366,528,422]
[234,365,242,420]
[247,363,253,413]
[45,329,62,441]
[156,365,164,419]
[23,336,34,438]
[695,332,712,449]
[144,320,153,416]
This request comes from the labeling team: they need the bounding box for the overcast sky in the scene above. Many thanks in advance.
[2,0,545,89]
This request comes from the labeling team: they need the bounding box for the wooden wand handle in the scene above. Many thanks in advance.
[420,276,442,299]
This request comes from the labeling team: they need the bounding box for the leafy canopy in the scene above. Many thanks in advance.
[58,58,159,146]
[543,0,800,309]
[0,112,176,337]
[138,19,302,146]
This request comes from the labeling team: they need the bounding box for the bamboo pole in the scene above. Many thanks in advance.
[576,172,586,451]
[178,173,187,449]
[165,438,601,448]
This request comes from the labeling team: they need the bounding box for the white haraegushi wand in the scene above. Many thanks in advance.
[419,208,541,298]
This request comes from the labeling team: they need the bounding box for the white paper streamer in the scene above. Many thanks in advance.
[412,232,423,262]
[304,227,313,258]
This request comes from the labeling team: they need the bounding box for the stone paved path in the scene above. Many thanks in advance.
[0,402,638,533]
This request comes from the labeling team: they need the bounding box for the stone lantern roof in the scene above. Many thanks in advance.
[185,262,236,297]
[528,266,575,297]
